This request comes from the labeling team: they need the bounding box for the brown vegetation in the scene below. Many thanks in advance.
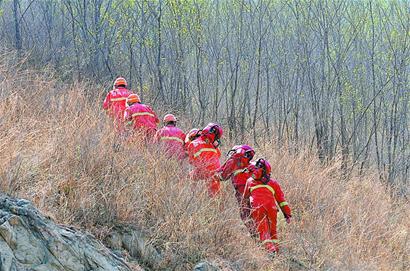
[2,0,409,190]
[0,54,408,270]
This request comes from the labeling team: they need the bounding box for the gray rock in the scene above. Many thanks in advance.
[193,261,220,271]
[0,194,132,271]
[105,225,162,269]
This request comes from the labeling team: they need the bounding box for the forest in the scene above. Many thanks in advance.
[0,0,409,193]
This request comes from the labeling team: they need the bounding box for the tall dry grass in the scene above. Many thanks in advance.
[0,52,408,270]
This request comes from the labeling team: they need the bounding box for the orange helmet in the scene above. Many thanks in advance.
[185,128,200,144]
[163,114,177,123]
[126,93,140,105]
[114,77,127,88]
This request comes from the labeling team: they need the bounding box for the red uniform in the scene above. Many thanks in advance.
[220,157,253,194]
[219,155,252,211]
[124,103,159,138]
[154,125,186,159]
[187,134,221,196]
[103,87,131,123]
[243,177,291,253]
[218,145,256,233]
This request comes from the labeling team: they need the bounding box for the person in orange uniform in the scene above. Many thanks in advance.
[187,123,223,196]
[185,128,201,146]
[243,158,291,254]
[184,128,200,160]
[103,77,132,125]
[218,145,255,231]
[154,114,186,159]
[124,93,159,139]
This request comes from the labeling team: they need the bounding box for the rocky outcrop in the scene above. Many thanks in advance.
[105,226,161,269]
[193,261,219,271]
[0,194,132,271]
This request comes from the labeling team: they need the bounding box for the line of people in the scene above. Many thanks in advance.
[103,77,292,255]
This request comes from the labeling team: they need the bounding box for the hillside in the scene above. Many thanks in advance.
[0,54,409,270]
[2,0,408,192]
[0,194,134,270]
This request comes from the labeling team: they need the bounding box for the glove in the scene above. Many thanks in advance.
[284,214,291,224]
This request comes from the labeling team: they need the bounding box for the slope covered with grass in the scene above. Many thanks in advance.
[0,54,408,270]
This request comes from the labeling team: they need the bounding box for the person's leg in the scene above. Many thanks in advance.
[265,206,279,253]
[236,191,256,236]
[251,206,271,245]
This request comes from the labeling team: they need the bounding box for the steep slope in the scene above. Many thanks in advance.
[0,54,408,270]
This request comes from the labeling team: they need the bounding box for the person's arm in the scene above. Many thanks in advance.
[153,129,162,143]
[272,180,292,222]
[218,158,236,181]
[179,132,187,156]
[216,147,221,158]
[124,108,133,126]
[103,92,111,110]
[242,179,252,199]
[180,132,186,144]
[186,141,197,165]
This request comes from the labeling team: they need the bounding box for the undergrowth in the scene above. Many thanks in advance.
[0,53,408,270]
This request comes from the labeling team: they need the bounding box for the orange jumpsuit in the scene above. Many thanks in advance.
[103,87,131,123]
[154,125,186,160]
[219,155,253,227]
[124,103,159,139]
[187,134,221,196]
[243,177,291,253]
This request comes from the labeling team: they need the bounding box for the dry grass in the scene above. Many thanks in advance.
[0,52,408,270]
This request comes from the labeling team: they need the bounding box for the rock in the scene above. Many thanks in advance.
[105,225,162,269]
[193,261,220,271]
[0,194,133,271]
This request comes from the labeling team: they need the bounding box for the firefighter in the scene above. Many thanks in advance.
[103,77,132,126]
[124,93,159,139]
[187,123,223,196]
[154,114,186,159]
[218,145,256,232]
[185,128,201,146]
[243,158,292,254]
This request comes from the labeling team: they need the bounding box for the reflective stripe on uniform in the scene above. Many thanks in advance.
[160,136,184,144]
[110,97,127,102]
[250,184,275,196]
[131,112,155,118]
[262,239,279,244]
[193,148,217,158]
[233,169,245,176]
[279,201,288,207]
